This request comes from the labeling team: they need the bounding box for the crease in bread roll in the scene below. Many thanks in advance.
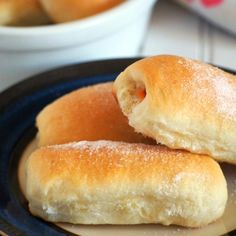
[113,55,236,164]
[25,140,227,227]
[36,82,153,147]
[0,0,50,26]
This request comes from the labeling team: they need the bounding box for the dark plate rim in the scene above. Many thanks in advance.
[0,58,141,111]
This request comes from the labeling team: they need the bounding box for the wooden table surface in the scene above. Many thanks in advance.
[142,0,236,70]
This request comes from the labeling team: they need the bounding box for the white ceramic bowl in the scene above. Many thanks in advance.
[0,0,157,91]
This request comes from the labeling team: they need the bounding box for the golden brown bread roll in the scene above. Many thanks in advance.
[25,140,227,227]
[39,0,124,23]
[0,0,50,26]
[113,55,236,164]
[36,82,153,146]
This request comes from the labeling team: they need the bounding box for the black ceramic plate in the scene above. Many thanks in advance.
[0,58,235,236]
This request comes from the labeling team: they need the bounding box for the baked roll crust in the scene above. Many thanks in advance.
[0,0,50,26]
[36,82,153,146]
[39,0,124,23]
[25,140,227,227]
[113,55,236,164]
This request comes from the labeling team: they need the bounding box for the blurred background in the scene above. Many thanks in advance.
[0,0,236,91]
[142,0,236,69]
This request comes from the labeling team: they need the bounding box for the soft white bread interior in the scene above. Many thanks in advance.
[36,82,153,146]
[25,140,227,227]
[0,0,50,26]
[39,0,124,23]
[113,55,236,164]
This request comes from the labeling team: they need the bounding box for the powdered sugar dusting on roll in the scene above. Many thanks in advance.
[178,58,236,121]
[49,140,196,168]
[50,140,168,163]
[213,77,236,120]
[47,140,212,191]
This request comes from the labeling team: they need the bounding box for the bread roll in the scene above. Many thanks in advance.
[25,140,227,227]
[39,0,124,23]
[36,82,153,146]
[0,0,50,26]
[113,55,236,164]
